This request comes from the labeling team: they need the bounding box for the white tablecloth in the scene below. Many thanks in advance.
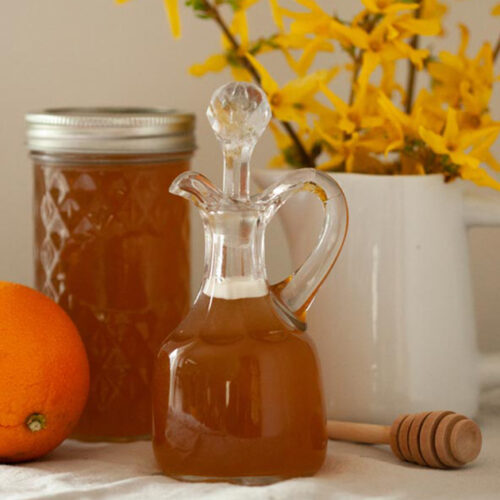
[2,403,500,500]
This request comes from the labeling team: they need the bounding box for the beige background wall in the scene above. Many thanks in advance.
[1,0,499,350]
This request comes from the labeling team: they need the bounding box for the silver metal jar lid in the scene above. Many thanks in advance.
[26,107,196,154]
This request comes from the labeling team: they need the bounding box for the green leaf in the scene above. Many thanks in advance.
[226,48,243,67]
[283,144,305,168]
[186,0,210,15]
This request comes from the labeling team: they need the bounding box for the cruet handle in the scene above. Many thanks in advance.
[257,169,348,322]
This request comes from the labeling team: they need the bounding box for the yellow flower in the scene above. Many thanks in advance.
[189,54,228,77]
[380,60,406,99]
[189,1,260,80]
[315,127,359,172]
[280,2,438,93]
[427,25,495,117]
[246,53,336,128]
[377,88,445,153]
[492,3,500,16]
[267,1,337,77]
[356,14,440,89]
[467,127,500,172]
[421,0,447,26]
[393,13,441,38]
[319,83,384,135]
[419,107,500,188]
[231,0,260,46]
[314,125,393,173]
[273,34,334,76]
[269,0,284,32]
[314,84,395,172]
[419,109,470,165]
[361,0,418,15]
[116,0,181,38]
[460,162,500,190]
[376,92,413,153]
[283,0,366,48]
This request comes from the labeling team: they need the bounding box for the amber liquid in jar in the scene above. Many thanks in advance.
[33,153,190,441]
[152,293,327,482]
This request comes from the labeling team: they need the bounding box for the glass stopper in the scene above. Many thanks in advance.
[207,82,272,200]
[207,82,271,145]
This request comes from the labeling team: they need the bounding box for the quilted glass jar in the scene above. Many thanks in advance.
[26,108,195,441]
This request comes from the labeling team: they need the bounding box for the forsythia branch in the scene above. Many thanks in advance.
[405,5,421,114]
[129,0,499,189]
[348,52,362,105]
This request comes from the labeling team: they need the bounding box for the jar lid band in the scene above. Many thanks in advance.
[26,107,196,154]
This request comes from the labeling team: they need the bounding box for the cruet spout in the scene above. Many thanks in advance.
[169,171,223,210]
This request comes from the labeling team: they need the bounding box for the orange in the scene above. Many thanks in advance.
[0,282,89,462]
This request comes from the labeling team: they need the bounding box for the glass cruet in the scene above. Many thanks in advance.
[152,82,348,485]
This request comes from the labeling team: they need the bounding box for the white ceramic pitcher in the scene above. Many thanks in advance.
[255,171,500,424]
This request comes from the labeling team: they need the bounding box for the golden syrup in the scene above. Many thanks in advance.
[152,293,327,481]
[34,156,190,440]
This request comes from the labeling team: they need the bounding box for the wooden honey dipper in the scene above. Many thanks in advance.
[327,411,482,469]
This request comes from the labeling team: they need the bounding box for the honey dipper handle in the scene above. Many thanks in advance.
[327,420,391,445]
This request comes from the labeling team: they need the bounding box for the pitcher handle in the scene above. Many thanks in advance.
[463,190,500,392]
[256,169,348,323]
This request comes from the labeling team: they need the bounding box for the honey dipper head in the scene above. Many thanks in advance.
[390,411,482,469]
[446,416,482,464]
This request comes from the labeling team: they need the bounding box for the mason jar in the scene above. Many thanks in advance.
[26,108,195,441]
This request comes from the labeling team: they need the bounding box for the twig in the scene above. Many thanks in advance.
[348,52,362,105]
[405,5,421,114]
[203,0,315,167]
[348,15,377,106]
[494,34,500,62]
[281,121,313,166]
[204,2,261,83]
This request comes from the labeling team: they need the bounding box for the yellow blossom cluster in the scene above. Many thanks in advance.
[118,0,500,189]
